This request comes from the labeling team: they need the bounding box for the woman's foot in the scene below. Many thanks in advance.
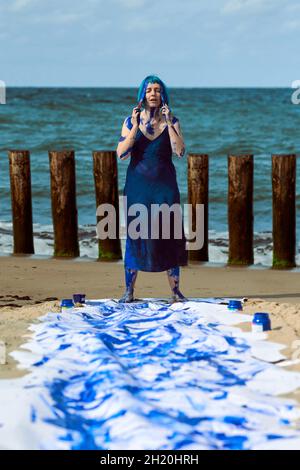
[166,267,187,303]
[118,290,134,303]
[170,290,188,303]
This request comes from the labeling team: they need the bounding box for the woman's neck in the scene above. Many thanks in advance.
[142,106,161,123]
[141,106,163,135]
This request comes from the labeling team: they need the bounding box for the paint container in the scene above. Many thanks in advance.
[227,300,243,311]
[60,299,74,312]
[252,313,271,332]
[72,293,86,307]
[73,293,86,305]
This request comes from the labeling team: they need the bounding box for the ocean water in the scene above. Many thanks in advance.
[1,87,300,265]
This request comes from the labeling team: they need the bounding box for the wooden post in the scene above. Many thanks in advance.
[272,154,296,269]
[228,155,253,265]
[48,150,79,257]
[93,150,122,261]
[8,150,34,254]
[187,153,209,261]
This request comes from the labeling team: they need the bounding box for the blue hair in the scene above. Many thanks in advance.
[137,75,169,107]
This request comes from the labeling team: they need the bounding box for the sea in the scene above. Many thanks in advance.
[1,87,300,265]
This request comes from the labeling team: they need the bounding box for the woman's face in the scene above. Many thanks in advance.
[144,83,162,108]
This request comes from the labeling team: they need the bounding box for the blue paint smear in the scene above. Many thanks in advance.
[30,406,37,423]
[125,116,133,130]
[33,356,50,367]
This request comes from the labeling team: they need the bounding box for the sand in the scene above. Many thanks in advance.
[1,254,300,403]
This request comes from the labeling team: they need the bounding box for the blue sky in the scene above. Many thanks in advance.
[0,0,299,87]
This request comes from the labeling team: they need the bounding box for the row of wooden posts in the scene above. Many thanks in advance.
[6,150,297,268]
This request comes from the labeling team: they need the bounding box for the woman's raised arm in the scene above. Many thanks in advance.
[116,108,140,160]
[169,117,186,158]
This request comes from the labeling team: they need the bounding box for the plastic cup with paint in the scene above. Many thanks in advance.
[227,299,243,312]
[60,299,74,312]
[252,313,271,332]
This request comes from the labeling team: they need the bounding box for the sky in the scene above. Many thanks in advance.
[0,0,299,87]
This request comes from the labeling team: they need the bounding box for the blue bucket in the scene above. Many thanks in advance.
[252,313,271,332]
[227,300,243,311]
[60,299,74,310]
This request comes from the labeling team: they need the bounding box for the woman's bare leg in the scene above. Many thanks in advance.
[118,267,138,303]
[166,266,187,302]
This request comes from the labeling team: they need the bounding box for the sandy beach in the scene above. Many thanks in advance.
[1,254,300,401]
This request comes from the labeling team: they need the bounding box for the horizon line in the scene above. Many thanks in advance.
[4,85,294,89]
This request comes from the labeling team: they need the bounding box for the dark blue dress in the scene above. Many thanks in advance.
[123,117,188,272]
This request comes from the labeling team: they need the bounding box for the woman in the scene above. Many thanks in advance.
[116,75,188,303]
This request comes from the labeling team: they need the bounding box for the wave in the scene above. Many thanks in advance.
[0,221,295,267]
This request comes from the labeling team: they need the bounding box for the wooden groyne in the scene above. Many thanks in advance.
[272,154,296,268]
[5,150,298,269]
[93,151,122,261]
[227,155,254,266]
[49,150,80,258]
[9,150,34,254]
[188,154,209,262]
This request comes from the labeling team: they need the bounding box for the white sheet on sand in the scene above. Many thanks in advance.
[0,297,300,450]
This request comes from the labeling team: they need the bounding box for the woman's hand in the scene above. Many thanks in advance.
[131,106,141,128]
[161,104,173,125]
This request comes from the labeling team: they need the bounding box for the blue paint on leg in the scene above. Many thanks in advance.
[167,266,187,302]
[118,267,138,303]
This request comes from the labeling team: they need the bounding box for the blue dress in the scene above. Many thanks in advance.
[123,117,188,272]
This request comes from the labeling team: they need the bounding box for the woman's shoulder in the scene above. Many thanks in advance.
[124,115,133,130]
